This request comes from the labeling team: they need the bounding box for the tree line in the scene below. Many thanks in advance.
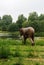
[0,12,44,33]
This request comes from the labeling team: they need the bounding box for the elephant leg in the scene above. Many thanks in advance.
[23,36,26,44]
[30,36,35,46]
[32,33,35,46]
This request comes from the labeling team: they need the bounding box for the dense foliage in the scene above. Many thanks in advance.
[0,12,44,33]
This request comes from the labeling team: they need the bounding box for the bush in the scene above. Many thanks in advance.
[8,23,19,32]
[35,62,40,65]
[28,51,39,58]
[35,32,44,37]
[13,63,22,65]
[0,46,10,59]
[14,57,23,65]
[13,50,21,57]
[28,52,34,58]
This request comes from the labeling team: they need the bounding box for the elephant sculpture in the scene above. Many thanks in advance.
[19,27,35,45]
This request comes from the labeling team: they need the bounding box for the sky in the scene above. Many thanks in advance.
[0,0,44,22]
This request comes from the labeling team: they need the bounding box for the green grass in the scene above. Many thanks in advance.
[0,37,44,46]
[0,37,44,65]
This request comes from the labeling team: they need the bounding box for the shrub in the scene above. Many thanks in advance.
[35,32,44,37]
[28,51,39,58]
[13,57,23,65]
[13,50,21,57]
[15,57,23,65]
[28,52,34,58]
[35,62,40,65]
[8,23,19,32]
[13,63,22,65]
[0,46,10,59]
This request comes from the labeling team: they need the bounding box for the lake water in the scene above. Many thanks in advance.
[0,33,19,39]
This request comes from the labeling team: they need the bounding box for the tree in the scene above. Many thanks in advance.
[38,20,44,32]
[1,24,7,31]
[2,15,12,26]
[16,14,27,28]
[0,20,7,31]
[0,17,2,30]
[22,20,29,27]
[0,15,13,31]
[29,20,39,32]
[38,14,44,21]
[28,12,38,22]
[0,17,1,20]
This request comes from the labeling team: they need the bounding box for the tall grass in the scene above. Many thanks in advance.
[0,37,44,65]
[0,37,44,46]
[0,46,10,59]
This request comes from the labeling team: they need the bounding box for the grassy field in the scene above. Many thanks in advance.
[0,37,44,65]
